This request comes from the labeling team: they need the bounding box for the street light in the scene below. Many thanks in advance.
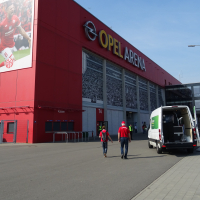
[188,45,200,47]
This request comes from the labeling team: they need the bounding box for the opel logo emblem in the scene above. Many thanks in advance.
[83,21,98,41]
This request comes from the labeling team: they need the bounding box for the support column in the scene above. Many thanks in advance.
[156,85,159,108]
[136,76,141,132]
[103,59,107,121]
[192,86,195,111]
[122,69,126,121]
[162,88,166,106]
[147,81,151,115]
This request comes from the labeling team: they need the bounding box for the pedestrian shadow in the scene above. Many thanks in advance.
[107,154,140,158]
[106,154,167,159]
[126,155,167,159]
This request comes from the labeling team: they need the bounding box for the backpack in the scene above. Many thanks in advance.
[102,130,107,142]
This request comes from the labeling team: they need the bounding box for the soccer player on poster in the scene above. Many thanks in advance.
[0,0,31,68]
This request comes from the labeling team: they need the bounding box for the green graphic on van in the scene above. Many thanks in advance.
[152,116,159,129]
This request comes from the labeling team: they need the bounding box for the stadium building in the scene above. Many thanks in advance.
[0,0,181,143]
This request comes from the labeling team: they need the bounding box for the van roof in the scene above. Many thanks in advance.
[162,105,189,108]
[151,105,190,113]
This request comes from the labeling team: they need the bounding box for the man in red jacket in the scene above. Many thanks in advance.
[118,121,131,159]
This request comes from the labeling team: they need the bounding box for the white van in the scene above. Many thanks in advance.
[148,106,199,154]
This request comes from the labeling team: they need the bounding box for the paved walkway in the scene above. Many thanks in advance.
[132,148,200,200]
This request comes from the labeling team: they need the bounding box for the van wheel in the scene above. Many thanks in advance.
[148,140,153,148]
[187,148,194,154]
[156,143,162,154]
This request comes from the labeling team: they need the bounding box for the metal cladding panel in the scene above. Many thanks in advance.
[140,113,151,127]
[107,109,123,135]
[82,107,96,135]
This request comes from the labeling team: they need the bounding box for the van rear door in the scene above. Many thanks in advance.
[193,106,200,142]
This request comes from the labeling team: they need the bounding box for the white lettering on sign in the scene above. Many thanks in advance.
[58,110,65,113]
[98,109,102,114]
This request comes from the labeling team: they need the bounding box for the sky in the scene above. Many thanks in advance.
[74,0,200,84]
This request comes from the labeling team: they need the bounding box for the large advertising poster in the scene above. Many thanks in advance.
[0,0,34,73]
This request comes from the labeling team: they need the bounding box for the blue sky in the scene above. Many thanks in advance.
[74,0,200,84]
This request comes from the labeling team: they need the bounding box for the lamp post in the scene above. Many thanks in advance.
[188,45,200,47]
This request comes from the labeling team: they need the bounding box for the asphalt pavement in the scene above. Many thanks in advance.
[0,133,197,200]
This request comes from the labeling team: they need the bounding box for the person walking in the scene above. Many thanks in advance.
[142,122,147,134]
[134,124,137,133]
[99,126,113,157]
[118,121,131,159]
[129,124,133,140]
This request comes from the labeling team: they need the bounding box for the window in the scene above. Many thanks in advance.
[7,122,14,133]
[194,86,200,97]
[61,122,67,131]
[53,122,60,131]
[45,122,53,132]
[45,121,74,132]
[195,100,200,109]
[68,122,74,131]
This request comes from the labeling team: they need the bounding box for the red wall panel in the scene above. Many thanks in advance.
[0,71,18,102]
[96,108,104,122]
[67,73,82,108]
[35,62,56,103]
[68,40,82,73]
[55,35,69,70]
[38,0,56,28]
[37,26,56,66]
[16,68,35,101]
[56,1,69,35]
[68,0,81,41]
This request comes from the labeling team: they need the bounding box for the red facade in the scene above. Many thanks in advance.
[0,0,181,143]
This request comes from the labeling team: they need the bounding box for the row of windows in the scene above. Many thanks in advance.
[45,122,74,132]
[0,122,75,134]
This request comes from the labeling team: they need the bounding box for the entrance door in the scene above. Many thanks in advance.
[97,121,108,136]
[126,111,137,132]
[0,120,17,143]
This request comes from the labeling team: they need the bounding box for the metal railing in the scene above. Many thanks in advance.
[53,131,94,143]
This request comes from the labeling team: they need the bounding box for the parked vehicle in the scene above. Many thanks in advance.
[148,106,199,154]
